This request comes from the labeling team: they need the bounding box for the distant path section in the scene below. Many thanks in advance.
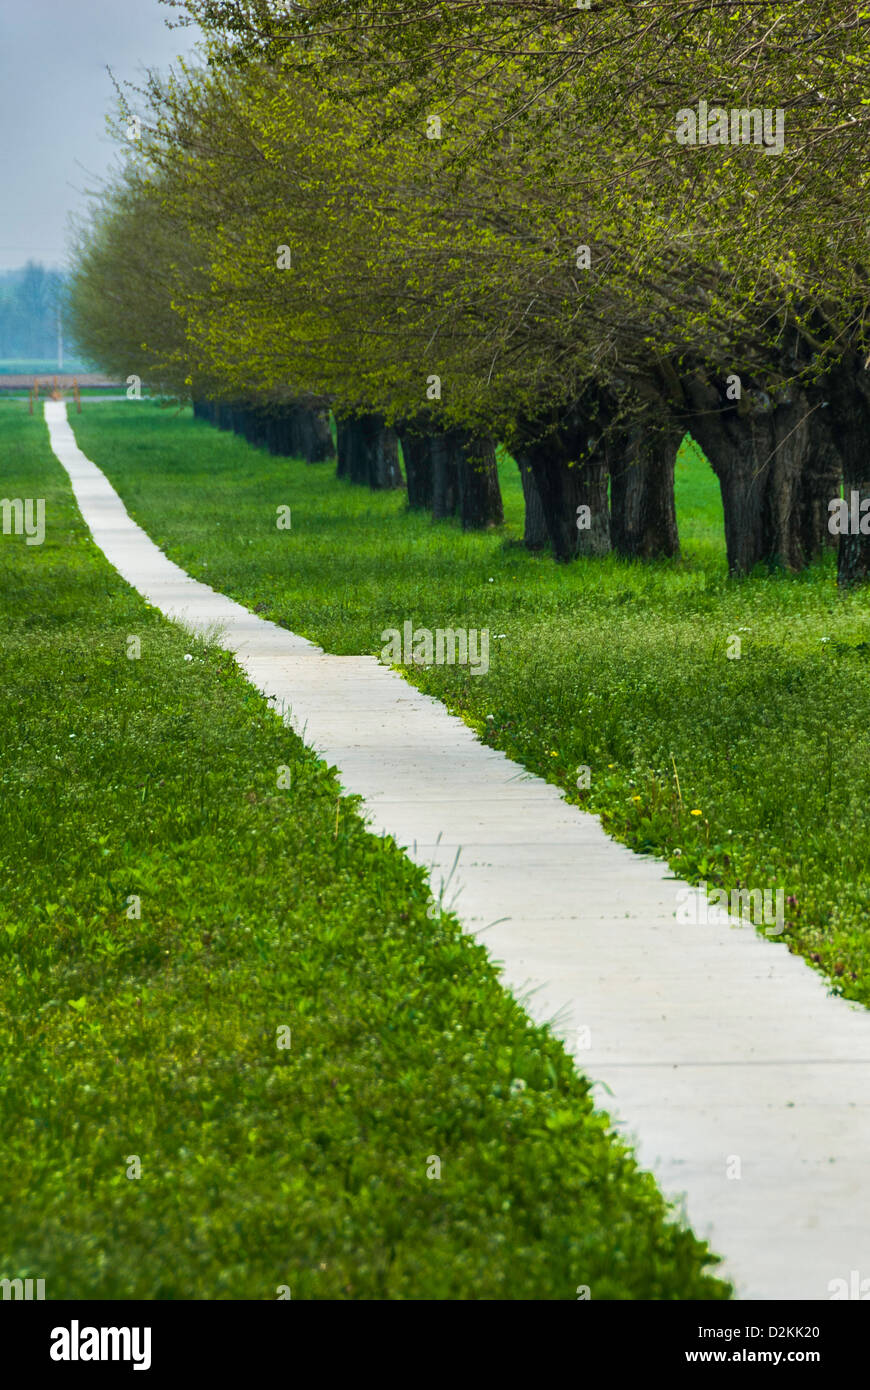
[43,399,870,1301]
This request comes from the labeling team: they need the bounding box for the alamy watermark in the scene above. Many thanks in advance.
[828,1270,870,1300]
[50,1321,151,1371]
[380,621,489,675]
[828,491,870,535]
[676,882,785,936]
[1,1276,45,1300]
[676,100,785,155]
[1,497,45,545]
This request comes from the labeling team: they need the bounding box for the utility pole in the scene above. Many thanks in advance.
[57,306,63,371]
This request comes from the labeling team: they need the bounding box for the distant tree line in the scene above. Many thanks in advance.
[0,263,67,363]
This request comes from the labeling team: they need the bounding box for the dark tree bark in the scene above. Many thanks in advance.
[344,417,371,485]
[336,416,353,478]
[826,355,870,587]
[335,414,403,488]
[516,410,611,560]
[306,407,335,462]
[349,418,371,485]
[286,404,335,462]
[399,433,434,509]
[767,391,813,570]
[572,454,611,557]
[431,431,461,519]
[245,409,268,448]
[610,426,680,560]
[685,376,813,574]
[455,432,504,530]
[277,412,295,457]
[287,406,310,459]
[516,453,547,549]
[264,414,284,455]
[366,417,404,489]
[799,405,841,562]
[686,377,767,573]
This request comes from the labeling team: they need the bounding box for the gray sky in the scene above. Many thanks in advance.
[0,0,202,272]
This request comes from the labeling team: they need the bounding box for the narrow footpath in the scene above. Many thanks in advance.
[44,399,870,1300]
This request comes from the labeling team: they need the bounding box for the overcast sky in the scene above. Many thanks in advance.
[0,0,202,272]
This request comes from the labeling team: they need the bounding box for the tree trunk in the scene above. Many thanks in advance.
[686,376,811,574]
[572,454,610,557]
[235,406,259,446]
[287,404,335,462]
[686,379,764,572]
[827,355,870,587]
[799,405,841,562]
[346,417,371,485]
[307,407,335,462]
[517,454,547,549]
[367,418,404,489]
[336,416,353,478]
[610,427,680,559]
[456,433,504,530]
[336,414,403,488]
[398,429,435,509]
[248,410,268,448]
[431,431,461,519]
[766,391,812,570]
[518,413,610,561]
[264,413,285,455]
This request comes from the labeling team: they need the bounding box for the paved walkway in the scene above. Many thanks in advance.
[44,399,870,1300]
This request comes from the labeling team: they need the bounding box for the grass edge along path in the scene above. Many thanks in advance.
[70,400,870,1011]
[0,399,729,1299]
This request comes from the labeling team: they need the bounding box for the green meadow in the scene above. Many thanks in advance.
[70,399,870,1008]
[0,399,727,1298]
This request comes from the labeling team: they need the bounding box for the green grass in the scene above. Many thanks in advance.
[0,397,727,1299]
[68,399,870,1009]
[0,385,131,393]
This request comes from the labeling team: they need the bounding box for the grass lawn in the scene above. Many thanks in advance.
[0,397,728,1299]
[0,389,130,400]
[69,399,870,1009]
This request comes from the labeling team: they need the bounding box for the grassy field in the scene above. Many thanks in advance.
[0,398,728,1299]
[68,399,870,1009]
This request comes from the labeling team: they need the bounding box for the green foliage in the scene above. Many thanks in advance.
[70,5,870,437]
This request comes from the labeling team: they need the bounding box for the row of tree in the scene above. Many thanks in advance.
[66,1,870,582]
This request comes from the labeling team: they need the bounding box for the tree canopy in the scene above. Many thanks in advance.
[68,3,870,578]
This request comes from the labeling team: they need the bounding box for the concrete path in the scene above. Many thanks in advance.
[44,400,870,1300]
